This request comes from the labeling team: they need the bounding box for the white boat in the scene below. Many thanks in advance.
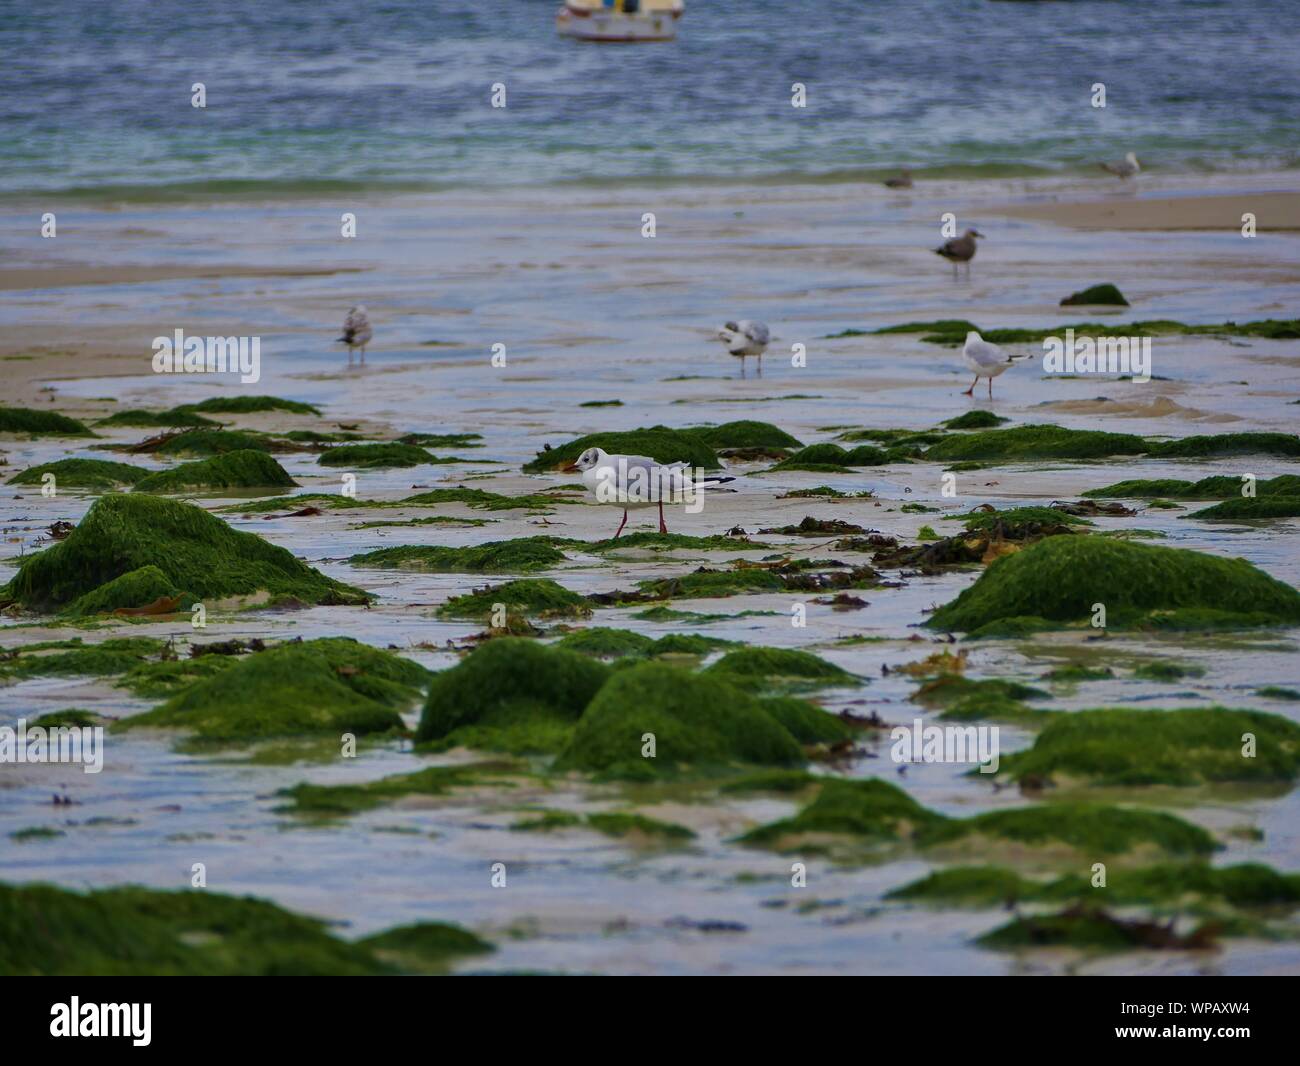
[556,0,683,43]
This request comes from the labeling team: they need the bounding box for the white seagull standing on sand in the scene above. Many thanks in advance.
[716,320,770,377]
[563,447,735,538]
[1100,152,1141,180]
[961,331,1017,399]
[337,305,372,363]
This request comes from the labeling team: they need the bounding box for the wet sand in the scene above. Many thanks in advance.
[2,173,1299,975]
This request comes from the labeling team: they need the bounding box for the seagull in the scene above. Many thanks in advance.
[961,331,1016,399]
[884,169,913,189]
[934,229,983,277]
[716,320,770,377]
[1100,152,1140,179]
[563,447,735,538]
[336,305,372,363]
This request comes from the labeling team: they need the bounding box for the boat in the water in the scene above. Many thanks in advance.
[556,0,683,43]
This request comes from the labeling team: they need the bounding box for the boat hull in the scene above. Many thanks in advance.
[556,6,680,42]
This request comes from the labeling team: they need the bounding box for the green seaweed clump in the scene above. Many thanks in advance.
[119,638,429,741]
[416,638,611,753]
[553,627,729,660]
[924,424,1147,463]
[687,420,803,450]
[772,443,888,471]
[1060,283,1129,306]
[1190,497,1300,520]
[941,410,1008,430]
[705,646,855,690]
[992,707,1300,787]
[133,450,298,493]
[0,406,93,437]
[350,537,567,573]
[522,428,719,473]
[437,578,591,620]
[173,395,321,416]
[153,429,274,457]
[1084,474,1300,500]
[740,779,943,846]
[555,662,806,777]
[1146,432,1300,459]
[8,459,147,490]
[585,812,696,840]
[96,408,218,428]
[926,535,1300,633]
[64,565,186,618]
[319,443,437,468]
[2,494,369,612]
[0,882,488,975]
[356,923,493,970]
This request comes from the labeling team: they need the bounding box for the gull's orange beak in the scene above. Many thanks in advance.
[560,462,580,473]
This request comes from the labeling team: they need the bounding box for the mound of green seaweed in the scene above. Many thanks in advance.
[742,779,1216,857]
[319,443,438,468]
[1,494,369,613]
[1060,283,1128,306]
[522,428,719,473]
[772,443,888,470]
[687,421,803,449]
[0,882,487,976]
[1190,497,1300,520]
[350,537,566,573]
[119,638,428,741]
[154,429,274,457]
[400,487,579,511]
[95,408,219,428]
[704,646,855,690]
[555,662,806,777]
[1085,474,1300,500]
[417,638,612,753]
[64,565,186,618]
[923,424,1147,462]
[133,450,297,493]
[992,707,1300,787]
[1146,432,1300,459]
[941,411,1008,430]
[8,459,147,489]
[553,627,730,659]
[0,406,94,436]
[437,578,591,619]
[926,536,1300,633]
[173,395,321,416]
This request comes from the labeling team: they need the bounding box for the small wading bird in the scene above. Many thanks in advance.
[336,305,372,363]
[1100,152,1141,180]
[934,228,983,277]
[716,319,770,377]
[884,168,913,189]
[961,330,1018,399]
[563,447,736,538]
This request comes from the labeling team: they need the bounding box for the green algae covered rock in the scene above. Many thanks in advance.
[8,459,148,490]
[926,536,1300,633]
[553,627,730,659]
[416,638,611,753]
[119,638,428,741]
[923,424,1147,463]
[0,882,487,976]
[133,450,297,493]
[65,565,185,617]
[1147,432,1300,459]
[688,420,803,450]
[741,779,943,846]
[350,536,566,573]
[556,661,805,777]
[1085,474,1300,499]
[96,408,219,428]
[1060,283,1129,306]
[0,406,94,436]
[705,646,855,690]
[1190,497,1300,520]
[772,443,888,470]
[992,707,1300,787]
[154,429,274,457]
[174,395,321,417]
[2,494,369,613]
[319,443,437,468]
[757,696,851,745]
[436,578,591,619]
[941,410,1008,430]
[522,427,719,473]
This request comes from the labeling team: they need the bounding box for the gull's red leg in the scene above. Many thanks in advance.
[658,500,668,534]
[614,509,628,539]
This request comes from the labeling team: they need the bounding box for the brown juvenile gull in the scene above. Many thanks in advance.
[716,319,770,377]
[884,169,913,189]
[336,305,372,363]
[1100,152,1140,179]
[934,228,983,277]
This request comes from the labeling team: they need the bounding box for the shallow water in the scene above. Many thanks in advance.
[2,168,1300,974]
